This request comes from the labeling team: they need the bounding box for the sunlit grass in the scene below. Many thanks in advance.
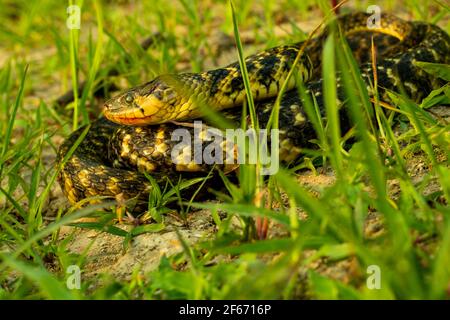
[0,0,449,299]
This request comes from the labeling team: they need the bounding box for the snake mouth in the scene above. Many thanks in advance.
[103,99,153,125]
[103,93,166,125]
[104,111,158,126]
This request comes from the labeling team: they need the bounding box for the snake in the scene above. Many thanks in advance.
[57,12,450,212]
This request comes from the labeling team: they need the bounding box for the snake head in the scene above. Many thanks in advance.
[103,75,194,126]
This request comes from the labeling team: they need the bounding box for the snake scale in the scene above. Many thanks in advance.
[57,12,450,211]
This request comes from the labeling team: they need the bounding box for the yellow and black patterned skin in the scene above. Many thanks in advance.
[57,12,450,210]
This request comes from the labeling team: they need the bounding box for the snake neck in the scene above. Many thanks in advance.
[176,12,419,115]
[177,44,314,114]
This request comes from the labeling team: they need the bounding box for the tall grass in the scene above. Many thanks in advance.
[69,0,82,130]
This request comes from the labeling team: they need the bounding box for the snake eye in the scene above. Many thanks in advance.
[124,93,134,104]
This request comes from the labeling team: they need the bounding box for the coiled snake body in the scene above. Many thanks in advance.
[57,12,450,210]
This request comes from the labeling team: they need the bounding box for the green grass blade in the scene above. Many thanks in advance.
[0,65,28,170]
[0,254,76,300]
[322,33,343,175]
